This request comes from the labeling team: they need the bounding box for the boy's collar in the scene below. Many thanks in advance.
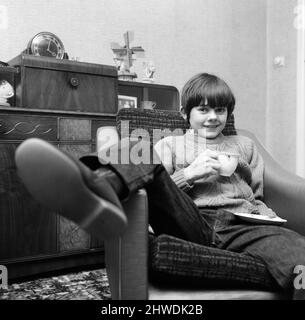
[186,129,225,144]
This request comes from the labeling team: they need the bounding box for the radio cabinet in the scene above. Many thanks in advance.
[8,54,118,114]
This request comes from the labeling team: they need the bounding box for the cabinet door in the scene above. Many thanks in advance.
[0,143,57,259]
[57,118,93,252]
[57,143,92,252]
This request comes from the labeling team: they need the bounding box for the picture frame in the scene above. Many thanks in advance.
[118,95,137,110]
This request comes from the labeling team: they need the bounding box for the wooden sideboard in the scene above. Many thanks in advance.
[1,57,180,279]
[0,107,116,279]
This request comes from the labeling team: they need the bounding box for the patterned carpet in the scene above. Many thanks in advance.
[0,268,111,300]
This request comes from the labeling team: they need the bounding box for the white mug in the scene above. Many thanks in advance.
[218,152,239,177]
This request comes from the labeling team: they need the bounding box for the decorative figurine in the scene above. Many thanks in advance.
[111,31,145,81]
[142,61,156,83]
[0,80,14,106]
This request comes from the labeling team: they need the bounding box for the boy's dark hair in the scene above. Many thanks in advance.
[181,73,235,122]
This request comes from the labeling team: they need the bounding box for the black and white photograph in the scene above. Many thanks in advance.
[1,0,305,313]
[118,95,137,110]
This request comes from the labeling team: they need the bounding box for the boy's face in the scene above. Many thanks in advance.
[189,105,228,139]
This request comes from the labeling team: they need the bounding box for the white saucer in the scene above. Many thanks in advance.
[233,212,287,225]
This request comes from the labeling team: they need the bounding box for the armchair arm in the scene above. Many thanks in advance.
[238,129,305,236]
[104,189,149,300]
[97,126,149,299]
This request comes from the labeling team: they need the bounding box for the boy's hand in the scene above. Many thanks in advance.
[184,149,221,184]
[261,208,278,218]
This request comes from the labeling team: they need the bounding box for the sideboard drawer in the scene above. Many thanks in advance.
[0,114,57,141]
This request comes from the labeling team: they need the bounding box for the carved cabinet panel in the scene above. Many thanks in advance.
[0,114,57,140]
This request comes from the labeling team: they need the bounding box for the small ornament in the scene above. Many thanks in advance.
[0,80,14,106]
[142,61,156,83]
[111,31,145,81]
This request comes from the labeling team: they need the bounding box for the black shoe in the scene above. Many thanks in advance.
[15,138,127,240]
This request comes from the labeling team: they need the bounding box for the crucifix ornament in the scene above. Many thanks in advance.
[111,31,145,81]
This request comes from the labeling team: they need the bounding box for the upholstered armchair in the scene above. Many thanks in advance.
[103,109,305,300]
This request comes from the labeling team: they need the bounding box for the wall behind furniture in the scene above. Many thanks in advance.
[0,0,299,171]
[266,0,298,172]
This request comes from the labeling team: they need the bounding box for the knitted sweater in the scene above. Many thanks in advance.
[154,130,273,216]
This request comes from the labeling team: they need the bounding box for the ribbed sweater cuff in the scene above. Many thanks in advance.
[171,170,193,192]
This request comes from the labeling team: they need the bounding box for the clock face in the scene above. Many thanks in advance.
[30,32,65,59]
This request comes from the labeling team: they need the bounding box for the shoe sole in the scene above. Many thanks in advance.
[15,138,127,240]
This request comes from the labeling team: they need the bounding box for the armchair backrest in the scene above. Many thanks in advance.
[116,109,236,145]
